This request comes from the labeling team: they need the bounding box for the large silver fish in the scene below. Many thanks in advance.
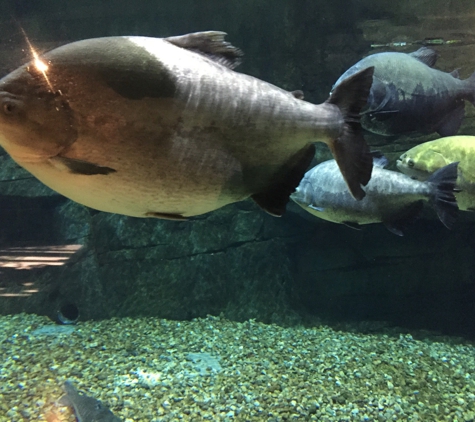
[291,155,459,235]
[0,31,374,219]
[332,47,475,138]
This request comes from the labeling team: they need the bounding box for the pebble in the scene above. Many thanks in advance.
[0,313,475,421]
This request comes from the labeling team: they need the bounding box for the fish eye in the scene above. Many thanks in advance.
[3,102,16,115]
[408,159,414,168]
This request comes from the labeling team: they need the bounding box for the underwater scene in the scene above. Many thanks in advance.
[2,0,475,420]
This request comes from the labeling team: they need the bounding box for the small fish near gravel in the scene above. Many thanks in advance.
[57,380,121,422]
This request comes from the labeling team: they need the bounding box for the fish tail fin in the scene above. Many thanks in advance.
[465,70,475,105]
[428,161,459,229]
[327,66,375,200]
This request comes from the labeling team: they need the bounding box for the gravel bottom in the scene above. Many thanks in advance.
[1,313,475,422]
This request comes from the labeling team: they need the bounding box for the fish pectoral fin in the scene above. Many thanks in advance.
[251,144,316,217]
[370,110,400,121]
[49,156,116,175]
[56,394,72,407]
[437,104,465,137]
[342,221,362,230]
[384,222,404,236]
[165,31,243,69]
[383,201,425,236]
[409,47,438,67]
[145,212,188,220]
[309,204,324,212]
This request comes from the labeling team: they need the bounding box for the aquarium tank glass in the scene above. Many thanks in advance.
[1,1,475,421]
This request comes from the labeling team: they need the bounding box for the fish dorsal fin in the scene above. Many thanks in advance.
[165,31,243,69]
[291,90,304,100]
[409,47,438,67]
[450,68,460,78]
[370,151,389,168]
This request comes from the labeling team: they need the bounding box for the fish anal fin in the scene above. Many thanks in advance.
[252,144,316,216]
[145,212,188,221]
[342,221,362,230]
[50,156,116,175]
[327,66,374,200]
[409,47,439,67]
[437,104,465,137]
[165,31,243,69]
[383,200,425,236]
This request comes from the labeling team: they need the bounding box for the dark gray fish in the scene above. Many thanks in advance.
[291,154,459,235]
[57,380,121,422]
[0,31,374,220]
[332,47,475,137]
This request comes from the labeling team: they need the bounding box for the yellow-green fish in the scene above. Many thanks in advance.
[397,136,475,211]
[0,31,374,220]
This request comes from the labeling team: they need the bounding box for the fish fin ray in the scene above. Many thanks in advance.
[327,66,374,200]
[427,162,459,229]
[436,104,465,137]
[50,157,116,175]
[251,144,316,216]
[409,47,438,67]
[165,31,243,69]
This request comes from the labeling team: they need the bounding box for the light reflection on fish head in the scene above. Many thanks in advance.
[0,65,77,162]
